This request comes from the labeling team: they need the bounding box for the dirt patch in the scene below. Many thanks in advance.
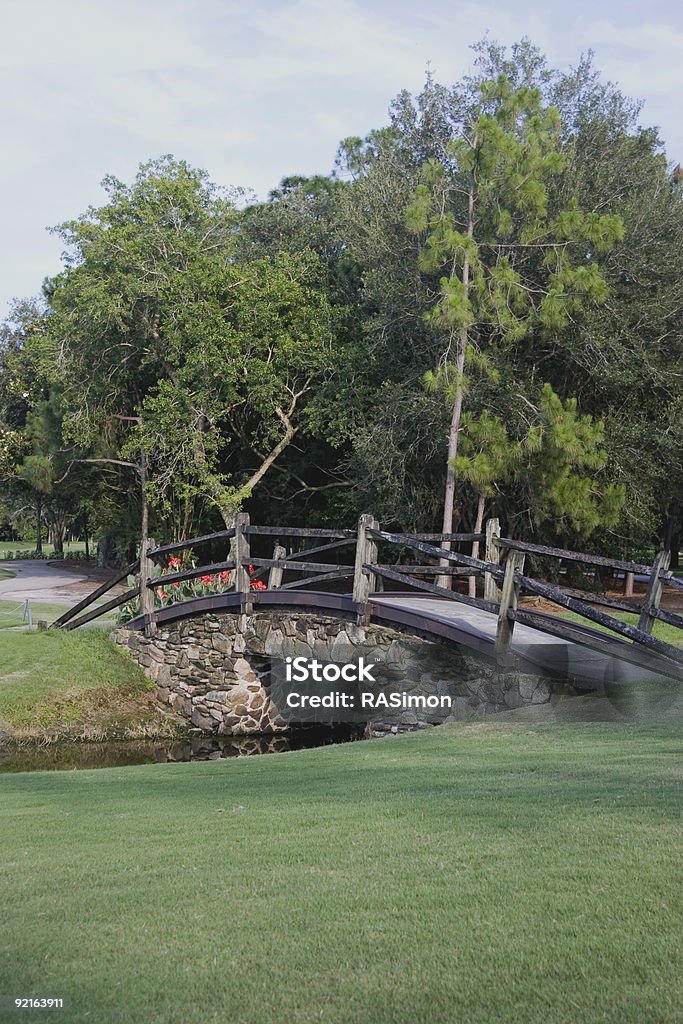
[48,561,129,598]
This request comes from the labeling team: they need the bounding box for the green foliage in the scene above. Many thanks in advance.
[1,39,680,555]
[525,384,626,534]
[451,410,524,495]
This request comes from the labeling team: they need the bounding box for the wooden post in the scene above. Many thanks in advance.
[637,550,671,635]
[353,514,378,623]
[495,549,525,653]
[267,544,287,589]
[139,538,157,637]
[484,518,501,602]
[234,512,252,615]
[624,571,635,598]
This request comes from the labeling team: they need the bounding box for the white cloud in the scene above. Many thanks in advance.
[1,0,681,316]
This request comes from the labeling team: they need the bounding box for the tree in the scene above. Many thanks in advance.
[405,56,622,580]
[451,409,523,594]
[48,158,347,543]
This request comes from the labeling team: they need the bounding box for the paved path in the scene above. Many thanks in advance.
[0,560,88,604]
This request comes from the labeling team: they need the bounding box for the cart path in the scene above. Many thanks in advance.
[0,560,89,604]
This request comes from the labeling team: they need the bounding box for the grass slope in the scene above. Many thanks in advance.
[0,630,170,739]
[0,722,681,1024]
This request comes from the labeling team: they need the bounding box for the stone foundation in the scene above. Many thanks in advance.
[113,611,579,736]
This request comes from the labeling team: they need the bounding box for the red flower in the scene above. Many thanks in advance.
[168,556,182,570]
[219,571,231,582]
[160,592,168,599]
[200,574,213,584]
[172,581,181,588]
[250,579,267,591]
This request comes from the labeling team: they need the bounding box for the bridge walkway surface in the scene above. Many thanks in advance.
[370,594,674,685]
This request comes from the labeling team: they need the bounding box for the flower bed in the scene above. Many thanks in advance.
[118,554,266,623]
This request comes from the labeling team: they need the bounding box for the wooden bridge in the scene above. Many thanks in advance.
[53,515,683,685]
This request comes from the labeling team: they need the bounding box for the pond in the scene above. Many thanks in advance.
[0,726,366,773]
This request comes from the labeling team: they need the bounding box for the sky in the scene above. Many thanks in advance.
[1,0,682,319]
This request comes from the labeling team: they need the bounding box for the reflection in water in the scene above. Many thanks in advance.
[0,726,366,773]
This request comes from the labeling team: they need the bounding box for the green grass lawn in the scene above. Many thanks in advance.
[549,608,682,645]
[0,540,87,559]
[0,722,681,1024]
[0,568,14,581]
[0,599,75,630]
[0,599,120,631]
[0,629,158,736]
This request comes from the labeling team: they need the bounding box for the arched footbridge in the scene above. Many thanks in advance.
[53,515,683,687]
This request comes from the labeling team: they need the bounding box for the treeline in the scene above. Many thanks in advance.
[0,39,681,563]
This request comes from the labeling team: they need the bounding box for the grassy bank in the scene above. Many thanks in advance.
[0,629,182,741]
[1,722,681,1024]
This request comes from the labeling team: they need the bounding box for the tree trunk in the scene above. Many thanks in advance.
[437,176,474,588]
[50,513,66,555]
[468,491,487,598]
[35,498,43,555]
[664,499,681,569]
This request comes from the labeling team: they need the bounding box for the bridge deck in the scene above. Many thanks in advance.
[371,594,674,685]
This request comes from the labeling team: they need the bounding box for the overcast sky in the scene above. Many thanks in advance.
[1,0,682,319]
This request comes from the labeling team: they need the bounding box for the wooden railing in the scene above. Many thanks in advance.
[361,519,683,668]
[51,513,683,672]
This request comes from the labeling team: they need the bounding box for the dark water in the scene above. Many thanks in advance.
[0,726,366,773]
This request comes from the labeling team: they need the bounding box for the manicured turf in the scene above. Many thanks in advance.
[0,599,74,630]
[0,629,152,731]
[554,609,682,645]
[0,722,681,1024]
[0,541,87,558]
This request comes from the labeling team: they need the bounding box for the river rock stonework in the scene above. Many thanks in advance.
[113,611,578,736]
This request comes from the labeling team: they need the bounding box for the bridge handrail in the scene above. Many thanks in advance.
[246,526,356,539]
[371,564,499,613]
[50,560,139,629]
[494,535,672,579]
[518,573,683,666]
[367,528,504,579]
[407,532,484,543]
[63,586,140,632]
[148,529,236,560]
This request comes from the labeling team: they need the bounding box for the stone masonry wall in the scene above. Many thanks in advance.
[113,611,579,736]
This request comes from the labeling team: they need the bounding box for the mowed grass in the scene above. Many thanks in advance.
[0,629,152,730]
[551,608,682,645]
[0,599,74,630]
[0,541,87,558]
[1,722,681,1024]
